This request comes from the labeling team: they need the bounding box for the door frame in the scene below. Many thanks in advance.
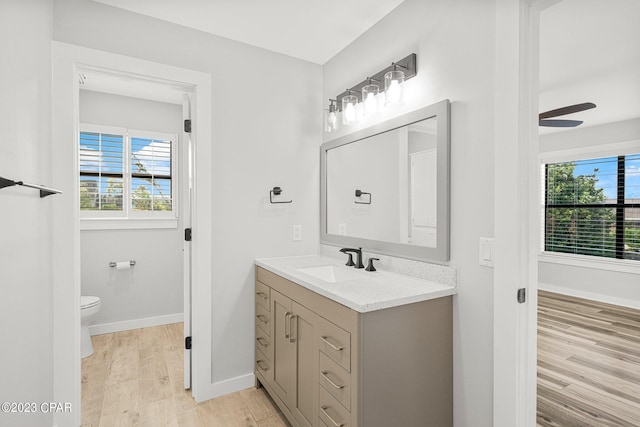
[51,42,212,427]
[494,1,559,425]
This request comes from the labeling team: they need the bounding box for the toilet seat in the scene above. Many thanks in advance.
[81,296,100,310]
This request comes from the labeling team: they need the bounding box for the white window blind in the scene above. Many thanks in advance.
[79,131,124,211]
[79,125,176,223]
[543,153,640,261]
[131,136,173,212]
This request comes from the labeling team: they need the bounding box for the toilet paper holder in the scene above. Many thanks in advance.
[109,260,136,268]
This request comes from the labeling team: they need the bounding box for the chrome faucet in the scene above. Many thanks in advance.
[339,247,364,269]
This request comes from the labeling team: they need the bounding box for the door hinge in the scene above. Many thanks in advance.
[184,119,192,133]
[517,288,526,304]
[185,336,192,350]
[185,228,192,241]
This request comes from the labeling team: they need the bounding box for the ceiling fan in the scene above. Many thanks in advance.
[539,102,596,127]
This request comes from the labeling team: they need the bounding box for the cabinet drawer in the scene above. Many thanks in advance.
[319,351,351,411]
[256,281,270,311]
[255,327,273,361]
[318,316,351,372]
[256,303,271,336]
[319,386,350,427]
[255,346,272,384]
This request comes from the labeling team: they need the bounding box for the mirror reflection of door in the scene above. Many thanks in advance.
[410,149,437,247]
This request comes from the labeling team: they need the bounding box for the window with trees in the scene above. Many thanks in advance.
[79,124,176,222]
[543,153,640,261]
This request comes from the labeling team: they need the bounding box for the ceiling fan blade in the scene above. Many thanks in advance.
[539,102,596,119]
[539,119,584,127]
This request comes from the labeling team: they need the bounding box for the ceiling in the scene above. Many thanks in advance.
[93,0,406,65]
[539,0,640,133]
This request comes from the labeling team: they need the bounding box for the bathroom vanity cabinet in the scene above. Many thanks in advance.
[254,265,453,427]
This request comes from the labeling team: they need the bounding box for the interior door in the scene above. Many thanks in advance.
[182,92,193,389]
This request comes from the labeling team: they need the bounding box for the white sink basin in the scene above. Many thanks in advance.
[296,265,367,283]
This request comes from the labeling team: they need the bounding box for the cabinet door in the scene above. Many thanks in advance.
[291,302,320,427]
[271,289,295,406]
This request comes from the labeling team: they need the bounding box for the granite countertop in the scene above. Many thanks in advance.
[255,255,456,313]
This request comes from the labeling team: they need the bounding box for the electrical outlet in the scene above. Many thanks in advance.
[338,223,346,235]
[292,225,302,241]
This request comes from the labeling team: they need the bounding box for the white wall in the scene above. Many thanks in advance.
[0,1,54,426]
[54,0,321,387]
[539,118,640,307]
[79,91,184,328]
[323,1,496,425]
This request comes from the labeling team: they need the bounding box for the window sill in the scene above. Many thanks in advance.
[80,218,178,231]
[539,252,640,275]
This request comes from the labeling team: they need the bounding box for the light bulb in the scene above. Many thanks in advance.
[362,83,380,117]
[387,80,400,103]
[384,70,405,107]
[344,103,356,122]
[342,94,358,125]
[327,111,337,130]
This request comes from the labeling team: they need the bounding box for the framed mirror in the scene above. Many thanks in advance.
[320,99,450,263]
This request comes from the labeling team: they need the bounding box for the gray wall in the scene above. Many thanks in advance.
[323,0,496,425]
[54,0,322,385]
[539,118,640,306]
[79,90,184,326]
[0,1,54,426]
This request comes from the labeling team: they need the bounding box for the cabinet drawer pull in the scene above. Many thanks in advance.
[256,292,268,300]
[321,371,344,389]
[256,360,269,372]
[321,336,344,351]
[320,406,344,427]
[284,312,291,338]
[256,314,269,324]
[256,337,269,348]
[289,315,297,343]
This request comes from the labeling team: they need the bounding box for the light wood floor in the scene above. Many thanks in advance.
[81,323,289,427]
[537,291,640,427]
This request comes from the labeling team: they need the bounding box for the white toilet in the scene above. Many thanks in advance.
[81,296,101,358]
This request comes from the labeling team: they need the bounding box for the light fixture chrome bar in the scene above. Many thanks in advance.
[334,53,417,111]
[0,175,63,198]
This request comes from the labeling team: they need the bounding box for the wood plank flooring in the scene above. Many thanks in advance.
[81,323,289,427]
[537,291,640,427]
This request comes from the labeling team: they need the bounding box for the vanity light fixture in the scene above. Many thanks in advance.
[325,53,416,131]
[325,99,339,132]
[342,90,359,126]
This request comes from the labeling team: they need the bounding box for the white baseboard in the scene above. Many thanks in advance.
[194,373,256,403]
[89,313,184,335]
[538,283,640,310]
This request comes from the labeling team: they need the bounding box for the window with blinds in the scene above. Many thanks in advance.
[79,125,176,220]
[131,136,172,212]
[79,131,124,211]
[543,153,640,261]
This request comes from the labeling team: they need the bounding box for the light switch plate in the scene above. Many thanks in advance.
[479,237,494,267]
[292,225,302,241]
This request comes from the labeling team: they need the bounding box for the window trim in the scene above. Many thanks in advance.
[539,140,640,272]
[79,123,178,229]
